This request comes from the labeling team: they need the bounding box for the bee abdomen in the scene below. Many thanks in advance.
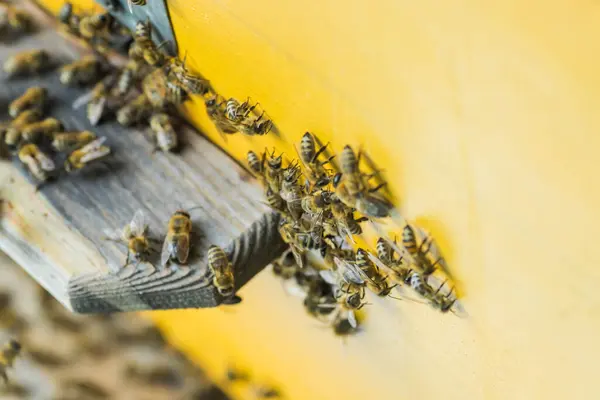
[300,132,316,163]
[347,221,362,235]
[247,150,262,174]
[207,245,229,271]
[376,238,391,263]
[340,145,358,174]
[402,225,418,254]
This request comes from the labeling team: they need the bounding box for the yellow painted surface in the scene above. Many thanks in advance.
[38,0,600,399]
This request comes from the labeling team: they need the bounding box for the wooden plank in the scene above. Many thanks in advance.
[0,6,286,313]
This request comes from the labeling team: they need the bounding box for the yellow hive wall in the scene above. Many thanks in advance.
[37,1,600,399]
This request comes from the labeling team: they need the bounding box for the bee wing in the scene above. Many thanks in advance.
[72,89,95,109]
[347,310,357,329]
[103,227,124,241]
[79,136,107,153]
[87,97,106,126]
[175,234,190,264]
[129,209,147,237]
[36,152,55,171]
[289,244,305,269]
[333,257,366,285]
[319,270,338,286]
[160,237,173,267]
[127,0,133,13]
[79,146,110,164]
[366,251,390,273]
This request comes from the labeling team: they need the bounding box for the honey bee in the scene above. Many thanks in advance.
[264,149,284,193]
[78,12,110,40]
[332,145,393,219]
[297,132,334,187]
[247,150,264,177]
[302,274,337,320]
[104,209,151,267]
[161,210,192,268]
[271,249,299,280]
[117,93,152,126]
[279,220,322,268]
[18,143,55,185]
[3,49,51,77]
[0,339,21,383]
[0,5,33,37]
[64,136,110,172]
[238,111,273,136]
[166,56,210,95]
[280,165,305,220]
[205,95,237,134]
[128,0,147,13]
[355,248,397,297]
[328,197,368,240]
[320,267,365,328]
[72,75,117,125]
[59,55,103,86]
[402,224,441,276]
[21,117,63,143]
[52,131,96,152]
[265,187,286,214]
[374,237,411,282]
[225,97,256,125]
[9,86,47,118]
[4,109,42,149]
[207,245,236,298]
[133,20,166,67]
[301,190,332,215]
[149,113,178,152]
[112,60,142,97]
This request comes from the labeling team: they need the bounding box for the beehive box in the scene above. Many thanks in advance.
[10,0,600,399]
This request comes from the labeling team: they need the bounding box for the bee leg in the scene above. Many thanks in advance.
[312,143,330,163]
[368,182,387,193]
[434,280,448,295]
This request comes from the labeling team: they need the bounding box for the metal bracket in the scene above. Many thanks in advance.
[95,0,178,56]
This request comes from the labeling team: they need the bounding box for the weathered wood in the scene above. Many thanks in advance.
[0,9,286,313]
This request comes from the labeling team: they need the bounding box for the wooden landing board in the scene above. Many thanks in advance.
[0,11,286,313]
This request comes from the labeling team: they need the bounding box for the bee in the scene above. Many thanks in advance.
[4,109,42,149]
[142,68,170,108]
[301,190,332,215]
[64,136,110,172]
[112,60,142,97]
[225,97,256,124]
[332,145,393,219]
[149,113,178,152]
[205,95,238,134]
[104,209,151,267]
[402,224,442,275]
[3,49,50,77]
[297,132,334,187]
[9,86,47,118]
[265,187,286,214]
[72,75,117,125]
[117,93,152,126]
[161,210,192,268]
[78,12,110,40]
[0,5,33,36]
[302,275,337,320]
[166,79,188,105]
[59,55,103,86]
[331,312,360,338]
[18,143,55,185]
[375,237,411,282]
[280,164,305,220]
[21,117,63,143]
[0,339,21,383]
[264,149,284,193]
[133,20,165,67]
[207,245,235,297]
[128,0,147,13]
[271,249,299,280]
[52,131,97,152]
[279,220,321,268]
[247,150,264,177]
[355,248,396,297]
[238,111,273,136]
[166,56,210,95]
[328,197,368,240]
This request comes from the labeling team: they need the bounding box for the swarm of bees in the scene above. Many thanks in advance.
[1,85,111,188]
[251,133,461,336]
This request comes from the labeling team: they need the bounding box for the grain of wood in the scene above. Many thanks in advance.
[0,9,286,313]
